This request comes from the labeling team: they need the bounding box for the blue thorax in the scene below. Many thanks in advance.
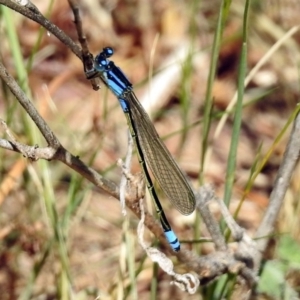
[94,48,132,98]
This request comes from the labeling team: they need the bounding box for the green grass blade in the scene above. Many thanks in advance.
[223,0,251,208]
[237,104,300,215]
[196,0,232,255]
[1,6,30,94]
[200,0,232,184]
[219,0,251,296]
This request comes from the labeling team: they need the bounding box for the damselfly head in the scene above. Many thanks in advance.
[94,47,114,71]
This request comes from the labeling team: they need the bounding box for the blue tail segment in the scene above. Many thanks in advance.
[164,230,180,252]
[91,47,196,252]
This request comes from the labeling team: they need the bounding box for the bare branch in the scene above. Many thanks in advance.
[195,185,227,251]
[216,196,257,269]
[0,61,60,148]
[254,111,300,270]
[0,137,56,160]
[0,119,56,159]
[177,248,256,287]
[67,0,100,90]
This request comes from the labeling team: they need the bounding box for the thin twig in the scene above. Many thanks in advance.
[195,185,227,251]
[0,61,60,148]
[0,137,56,160]
[177,248,256,287]
[254,110,300,270]
[67,0,100,90]
[216,196,257,269]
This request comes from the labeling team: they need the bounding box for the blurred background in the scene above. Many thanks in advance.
[1,0,300,299]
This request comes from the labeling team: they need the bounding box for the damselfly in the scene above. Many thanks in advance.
[88,47,195,251]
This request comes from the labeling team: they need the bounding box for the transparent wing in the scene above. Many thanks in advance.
[124,91,195,215]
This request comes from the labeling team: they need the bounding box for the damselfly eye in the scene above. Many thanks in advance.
[95,55,108,67]
[100,58,108,66]
[93,55,109,72]
[103,47,114,58]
